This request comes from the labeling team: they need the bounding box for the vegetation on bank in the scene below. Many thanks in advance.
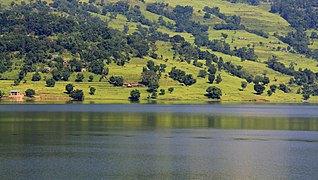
[0,0,318,103]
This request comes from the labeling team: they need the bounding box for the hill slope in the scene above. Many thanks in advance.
[0,0,318,103]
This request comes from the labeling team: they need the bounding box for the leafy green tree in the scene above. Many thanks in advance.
[109,76,124,86]
[159,89,165,95]
[208,64,217,75]
[129,89,140,101]
[70,89,84,101]
[241,81,247,90]
[141,70,160,85]
[89,87,96,95]
[205,86,222,99]
[168,87,174,93]
[279,83,290,93]
[208,74,215,84]
[32,72,41,81]
[254,83,265,95]
[147,82,159,92]
[150,91,157,99]
[267,90,273,96]
[182,74,196,86]
[75,73,84,82]
[103,67,109,76]
[88,75,94,82]
[198,70,207,78]
[303,93,310,100]
[25,89,35,97]
[65,84,74,94]
[270,85,277,93]
[46,78,55,87]
[216,74,222,84]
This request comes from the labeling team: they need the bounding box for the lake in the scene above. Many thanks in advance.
[0,104,318,179]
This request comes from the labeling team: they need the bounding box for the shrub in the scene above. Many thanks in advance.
[46,78,55,87]
[89,87,96,95]
[25,89,35,97]
[70,89,84,101]
[205,86,222,99]
[129,89,140,101]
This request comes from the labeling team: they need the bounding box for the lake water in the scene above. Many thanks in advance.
[0,104,318,179]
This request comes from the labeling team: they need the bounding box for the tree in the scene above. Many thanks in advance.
[159,89,165,95]
[88,75,94,82]
[25,89,35,97]
[147,82,159,92]
[303,93,310,100]
[279,83,290,93]
[254,83,265,95]
[0,90,3,98]
[46,78,55,87]
[208,74,215,84]
[267,90,273,96]
[270,85,277,93]
[198,70,207,78]
[208,65,217,75]
[109,76,124,86]
[216,74,222,84]
[65,84,74,94]
[89,87,96,95]
[205,86,222,99]
[103,67,109,76]
[241,81,247,90]
[32,72,41,81]
[75,73,84,82]
[168,87,174,93]
[182,74,196,86]
[70,89,84,101]
[129,89,140,101]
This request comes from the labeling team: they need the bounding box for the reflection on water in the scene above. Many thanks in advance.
[1,111,318,131]
[0,105,318,179]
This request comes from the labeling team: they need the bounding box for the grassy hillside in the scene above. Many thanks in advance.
[1,0,318,103]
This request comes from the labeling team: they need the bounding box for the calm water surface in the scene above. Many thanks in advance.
[0,104,318,179]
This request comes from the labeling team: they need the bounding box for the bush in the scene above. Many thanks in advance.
[254,83,265,95]
[46,78,55,87]
[241,81,247,90]
[88,75,94,82]
[208,74,215,84]
[205,86,222,99]
[70,89,84,101]
[89,87,96,95]
[216,74,222,84]
[109,76,124,86]
[159,89,165,95]
[31,72,41,81]
[198,70,207,78]
[75,73,84,82]
[168,87,174,93]
[25,89,35,97]
[270,85,277,93]
[129,89,140,101]
[279,83,290,93]
[65,84,74,94]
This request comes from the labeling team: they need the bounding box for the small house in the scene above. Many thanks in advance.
[10,90,21,96]
[9,90,24,100]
